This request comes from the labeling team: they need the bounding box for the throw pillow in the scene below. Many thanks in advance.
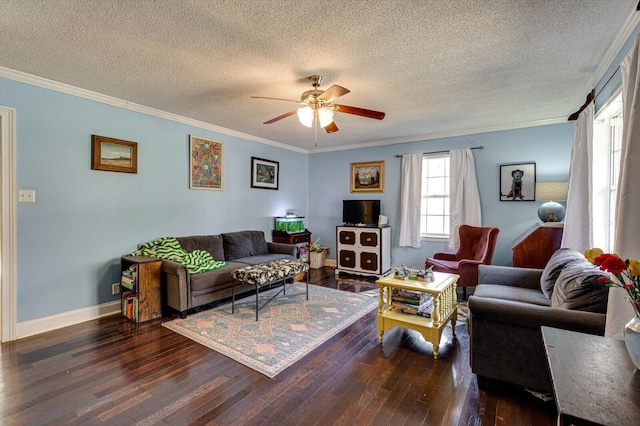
[550,261,609,313]
[222,231,269,260]
[540,248,586,299]
[176,235,225,261]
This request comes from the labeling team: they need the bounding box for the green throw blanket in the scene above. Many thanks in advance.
[130,237,226,274]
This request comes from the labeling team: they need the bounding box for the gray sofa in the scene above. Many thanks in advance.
[467,248,609,393]
[163,230,296,317]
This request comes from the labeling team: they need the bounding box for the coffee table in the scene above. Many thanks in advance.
[542,326,640,426]
[376,272,458,359]
[231,259,309,321]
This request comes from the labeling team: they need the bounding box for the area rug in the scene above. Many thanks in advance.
[162,283,377,378]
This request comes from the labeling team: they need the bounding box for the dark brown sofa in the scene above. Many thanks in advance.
[163,230,296,317]
[467,248,609,393]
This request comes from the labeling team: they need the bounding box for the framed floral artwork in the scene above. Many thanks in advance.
[91,135,137,174]
[251,157,279,190]
[190,135,223,190]
[350,160,384,193]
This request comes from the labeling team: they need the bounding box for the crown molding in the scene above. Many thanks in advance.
[0,66,572,156]
[568,9,640,114]
[310,116,568,154]
[0,67,308,154]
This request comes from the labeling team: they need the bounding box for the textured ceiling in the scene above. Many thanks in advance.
[0,1,638,152]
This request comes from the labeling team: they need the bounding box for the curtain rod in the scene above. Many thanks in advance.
[394,146,483,158]
[568,61,623,121]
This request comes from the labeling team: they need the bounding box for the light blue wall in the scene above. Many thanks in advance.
[308,122,575,269]
[0,77,577,324]
[1,78,308,322]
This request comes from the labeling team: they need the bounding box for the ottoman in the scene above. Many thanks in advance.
[231,259,309,320]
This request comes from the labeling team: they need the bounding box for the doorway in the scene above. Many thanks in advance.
[0,106,17,342]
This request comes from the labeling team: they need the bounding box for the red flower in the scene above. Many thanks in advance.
[598,276,610,284]
[598,254,627,274]
[625,283,635,290]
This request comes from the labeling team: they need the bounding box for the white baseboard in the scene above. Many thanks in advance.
[14,260,337,339]
[15,301,120,340]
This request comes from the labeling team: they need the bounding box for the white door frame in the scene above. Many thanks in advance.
[0,106,17,342]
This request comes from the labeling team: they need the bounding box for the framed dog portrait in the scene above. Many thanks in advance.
[499,162,536,201]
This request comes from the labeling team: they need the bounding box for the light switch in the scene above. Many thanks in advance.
[18,190,36,203]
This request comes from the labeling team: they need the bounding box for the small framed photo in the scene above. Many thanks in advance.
[500,162,536,201]
[351,160,384,193]
[251,157,279,190]
[91,135,137,174]
[190,135,223,190]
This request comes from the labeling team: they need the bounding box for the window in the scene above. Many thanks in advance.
[593,92,622,252]
[420,154,450,239]
[608,113,622,250]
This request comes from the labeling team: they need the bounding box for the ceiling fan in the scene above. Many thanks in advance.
[252,75,385,146]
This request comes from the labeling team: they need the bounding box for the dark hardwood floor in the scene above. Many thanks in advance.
[0,267,557,425]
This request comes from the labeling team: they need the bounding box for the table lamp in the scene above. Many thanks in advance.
[536,181,568,222]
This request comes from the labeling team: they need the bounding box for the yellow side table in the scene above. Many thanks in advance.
[376,271,459,359]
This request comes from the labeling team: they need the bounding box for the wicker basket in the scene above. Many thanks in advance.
[309,251,327,269]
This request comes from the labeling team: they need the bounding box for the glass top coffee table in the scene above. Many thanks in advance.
[376,272,459,359]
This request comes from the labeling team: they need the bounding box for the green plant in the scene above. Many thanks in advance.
[308,237,329,253]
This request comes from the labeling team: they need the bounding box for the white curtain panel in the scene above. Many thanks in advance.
[449,148,481,250]
[606,33,640,339]
[561,103,594,252]
[399,153,422,248]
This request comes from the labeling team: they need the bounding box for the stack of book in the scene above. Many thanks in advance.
[121,264,138,321]
[121,264,137,291]
[391,288,434,317]
[122,291,138,321]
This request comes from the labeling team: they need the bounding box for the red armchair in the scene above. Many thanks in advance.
[425,225,499,299]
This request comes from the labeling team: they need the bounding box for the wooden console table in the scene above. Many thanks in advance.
[272,229,311,246]
[542,326,640,425]
[513,223,563,268]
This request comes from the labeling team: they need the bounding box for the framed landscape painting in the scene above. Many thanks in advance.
[190,135,223,190]
[251,157,279,190]
[499,162,536,201]
[91,135,137,174]
[351,160,384,193]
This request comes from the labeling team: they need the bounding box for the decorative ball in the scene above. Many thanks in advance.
[538,201,565,222]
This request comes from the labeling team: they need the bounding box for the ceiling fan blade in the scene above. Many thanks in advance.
[251,96,302,104]
[333,104,385,120]
[263,110,297,124]
[324,121,339,133]
[317,85,350,102]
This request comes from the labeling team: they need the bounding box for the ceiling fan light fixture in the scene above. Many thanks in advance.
[318,107,334,128]
[297,106,314,127]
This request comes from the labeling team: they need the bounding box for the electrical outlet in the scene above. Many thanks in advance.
[112,283,120,295]
[18,190,36,203]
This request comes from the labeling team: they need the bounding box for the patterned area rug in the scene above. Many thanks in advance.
[162,283,377,378]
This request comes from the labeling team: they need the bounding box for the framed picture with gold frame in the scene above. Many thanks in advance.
[351,160,384,193]
[91,135,137,174]
[190,135,223,190]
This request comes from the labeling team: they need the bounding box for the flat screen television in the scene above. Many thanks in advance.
[343,200,380,225]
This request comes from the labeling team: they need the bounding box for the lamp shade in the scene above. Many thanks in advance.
[317,107,334,128]
[297,106,314,127]
[536,181,568,201]
[536,181,568,222]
